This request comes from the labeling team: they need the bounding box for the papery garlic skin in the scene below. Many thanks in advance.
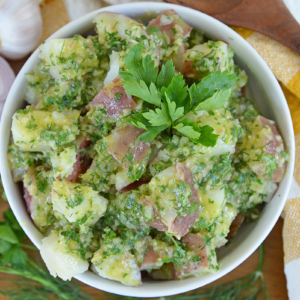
[0,0,43,60]
[0,56,15,118]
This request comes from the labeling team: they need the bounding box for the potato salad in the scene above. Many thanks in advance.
[8,10,288,286]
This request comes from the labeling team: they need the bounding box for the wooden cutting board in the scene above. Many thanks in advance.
[164,0,300,54]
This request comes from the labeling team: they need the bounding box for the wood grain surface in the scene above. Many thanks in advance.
[164,0,300,54]
[0,58,289,300]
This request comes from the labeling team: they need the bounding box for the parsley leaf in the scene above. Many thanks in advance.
[2,245,28,269]
[114,92,122,101]
[165,94,184,122]
[0,239,12,254]
[194,88,232,111]
[174,118,218,147]
[143,107,171,127]
[37,179,48,194]
[192,125,219,147]
[123,43,158,87]
[174,118,201,139]
[161,73,189,110]
[126,114,150,130]
[120,72,161,107]
[189,71,238,111]
[137,125,168,143]
[156,60,176,89]
[0,225,19,244]
[4,209,24,233]
[120,44,239,147]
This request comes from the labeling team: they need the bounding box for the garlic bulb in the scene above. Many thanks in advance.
[0,56,15,118]
[0,0,43,60]
[63,0,104,20]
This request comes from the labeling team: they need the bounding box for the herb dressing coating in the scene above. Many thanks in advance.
[7,10,288,287]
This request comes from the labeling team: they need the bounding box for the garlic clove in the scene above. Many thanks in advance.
[0,56,15,118]
[0,0,43,60]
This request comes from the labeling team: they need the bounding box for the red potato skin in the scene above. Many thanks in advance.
[120,180,150,193]
[259,116,286,182]
[142,163,200,237]
[254,116,286,182]
[169,210,199,237]
[182,59,197,77]
[105,125,151,169]
[66,137,92,183]
[86,76,136,118]
[227,213,245,239]
[23,167,49,215]
[148,234,210,280]
[138,244,175,271]
[23,186,33,214]
[271,162,286,183]
[259,116,281,154]
[172,233,209,278]
[169,163,200,237]
[142,198,168,231]
[148,10,192,72]
[138,246,159,270]
[65,155,92,183]
[148,9,192,44]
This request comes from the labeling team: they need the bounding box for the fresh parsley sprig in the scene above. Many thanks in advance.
[119,43,239,146]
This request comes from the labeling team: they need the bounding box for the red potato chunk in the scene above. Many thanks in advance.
[138,240,174,271]
[120,179,150,193]
[259,116,287,182]
[40,229,89,281]
[241,115,287,182]
[144,163,200,238]
[50,136,91,183]
[148,10,192,72]
[86,76,136,119]
[169,163,200,237]
[91,237,141,286]
[148,9,192,44]
[172,233,209,278]
[24,186,33,214]
[23,167,53,232]
[104,125,151,190]
[66,136,92,183]
[142,198,168,232]
[148,233,211,280]
[260,116,282,156]
[227,213,245,238]
[182,41,231,79]
[139,246,159,270]
[105,125,151,169]
[94,11,148,51]
[169,210,199,238]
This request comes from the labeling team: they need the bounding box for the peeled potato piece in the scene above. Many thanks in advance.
[40,230,89,281]
[91,238,141,286]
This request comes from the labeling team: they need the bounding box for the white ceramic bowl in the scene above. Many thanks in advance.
[0,2,295,298]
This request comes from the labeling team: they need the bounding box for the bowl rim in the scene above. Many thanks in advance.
[0,1,295,298]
